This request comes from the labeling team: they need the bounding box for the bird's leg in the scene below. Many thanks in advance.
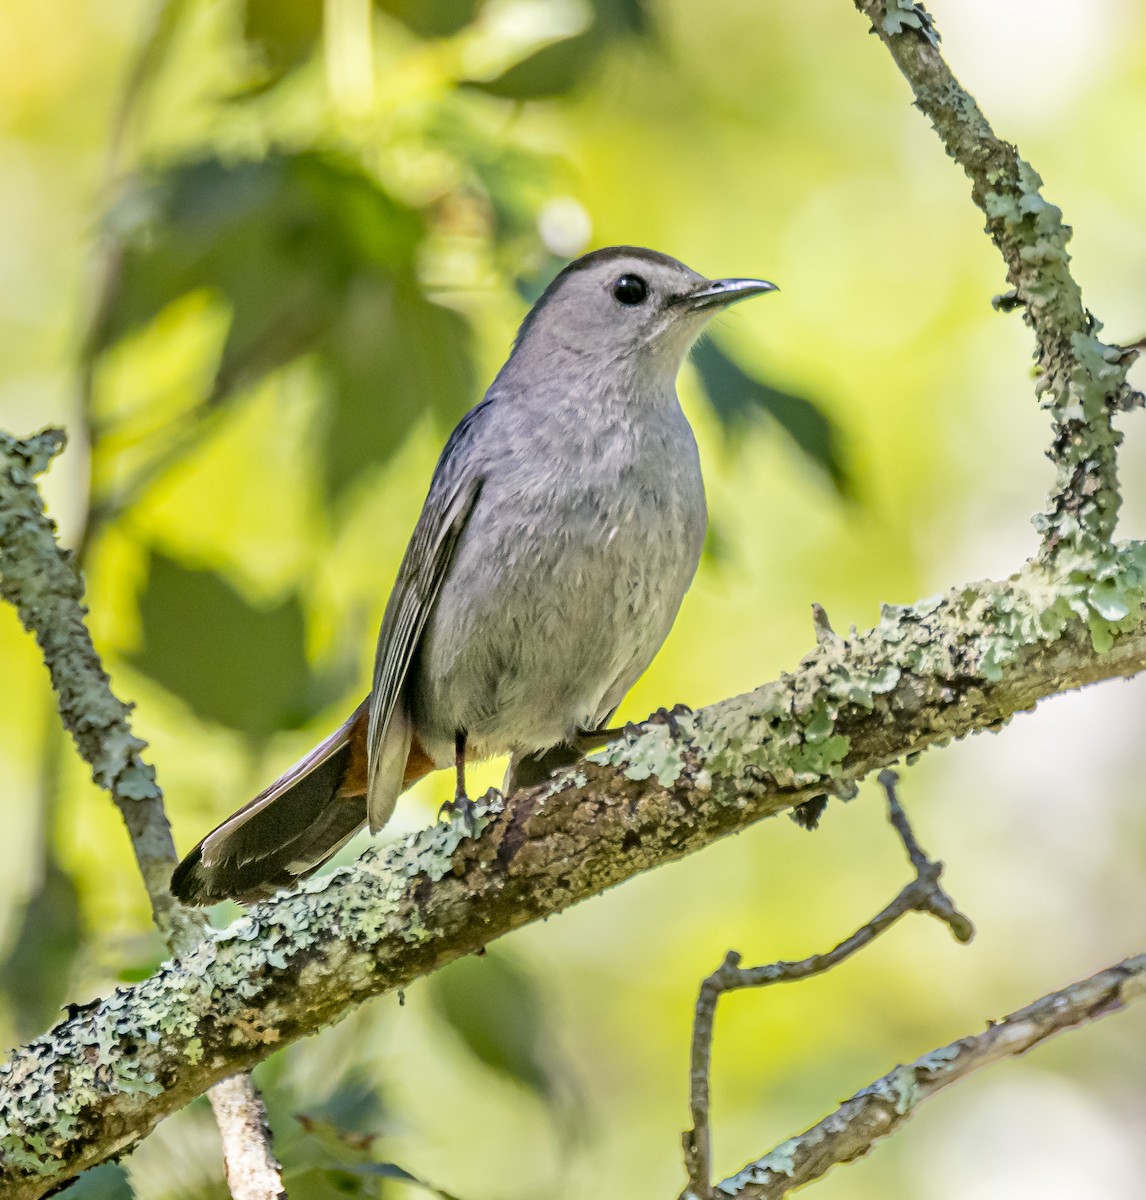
[454,730,467,803]
[437,731,479,834]
[574,703,693,752]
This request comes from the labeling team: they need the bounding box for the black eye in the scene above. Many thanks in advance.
[612,273,649,305]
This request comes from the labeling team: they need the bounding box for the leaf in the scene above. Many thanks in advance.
[591,0,650,37]
[129,549,336,744]
[464,0,651,100]
[465,31,601,100]
[92,151,424,402]
[0,852,85,1038]
[59,1164,134,1200]
[242,0,323,83]
[109,0,193,152]
[374,0,481,40]
[427,949,554,1099]
[692,337,854,498]
[336,1162,466,1199]
[91,151,475,504]
[318,280,475,508]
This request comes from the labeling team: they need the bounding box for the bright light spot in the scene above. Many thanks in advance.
[538,196,593,257]
[919,1074,1146,1200]
[930,0,1140,124]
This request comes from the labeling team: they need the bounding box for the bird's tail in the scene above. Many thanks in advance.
[171,699,432,906]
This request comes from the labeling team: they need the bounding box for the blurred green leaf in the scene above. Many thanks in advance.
[592,0,650,37]
[427,949,553,1099]
[430,107,559,242]
[242,0,322,83]
[59,1164,134,1200]
[92,151,423,397]
[319,279,474,508]
[465,0,652,99]
[290,1071,388,1147]
[514,252,570,305]
[91,151,476,505]
[375,0,480,39]
[692,337,854,498]
[0,852,84,1038]
[110,0,193,154]
[337,1161,465,1199]
[465,31,600,100]
[129,549,338,744]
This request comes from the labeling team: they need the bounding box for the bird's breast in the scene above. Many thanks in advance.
[410,409,706,763]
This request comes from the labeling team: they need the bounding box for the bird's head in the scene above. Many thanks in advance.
[509,246,777,383]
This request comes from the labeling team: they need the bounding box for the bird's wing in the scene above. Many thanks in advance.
[365,400,491,817]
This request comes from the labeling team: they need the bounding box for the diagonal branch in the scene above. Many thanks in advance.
[682,771,973,1199]
[703,951,1146,1199]
[0,429,285,1198]
[0,523,1144,1194]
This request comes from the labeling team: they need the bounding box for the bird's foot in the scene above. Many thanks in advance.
[646,702,692,740]
[438,793,477,834]
[437,788,501,836]
[581,704,694,749]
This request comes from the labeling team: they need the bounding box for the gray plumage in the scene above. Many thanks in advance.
[172,246,775,904]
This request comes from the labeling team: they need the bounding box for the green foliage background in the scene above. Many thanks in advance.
[1,0,1145,1196]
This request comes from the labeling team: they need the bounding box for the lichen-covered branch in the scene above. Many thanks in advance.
[1,540,1145,1195]
[0,430,285,1198]
[700,952,1146,1199]
[854,1,1135,557]
[0,429,190,943]
[683,772,973,1199]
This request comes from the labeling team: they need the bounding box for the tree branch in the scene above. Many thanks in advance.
[0,429,286,1198]
[682,771,973,1198]
[0,510,1144,1194]
[0,429,190,942]
[852,1,1134,558]
[209,1076,287,1200]
[699,951,1146,1199]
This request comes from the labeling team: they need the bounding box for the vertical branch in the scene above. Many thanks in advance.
[209,1077,287,1200]
[0,428,285,1199]
[851,1,1133,557]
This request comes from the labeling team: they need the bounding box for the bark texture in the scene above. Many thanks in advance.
[0,537,1144,1194]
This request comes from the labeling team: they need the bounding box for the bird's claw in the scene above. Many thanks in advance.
[648,702,692,739]
[438,788,501,836]
[439,794,478,835]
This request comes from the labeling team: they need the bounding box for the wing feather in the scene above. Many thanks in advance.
[365,400,491,818]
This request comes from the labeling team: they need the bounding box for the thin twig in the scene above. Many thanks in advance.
[0,429,286,1198]
[682,774,972,1199]
[702,952,1146,1199]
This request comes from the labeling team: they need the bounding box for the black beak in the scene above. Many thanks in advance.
[679,277,778,311]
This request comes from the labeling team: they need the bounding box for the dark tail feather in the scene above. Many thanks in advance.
[172,701,370,906]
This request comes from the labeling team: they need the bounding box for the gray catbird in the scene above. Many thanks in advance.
[171,246,776,904]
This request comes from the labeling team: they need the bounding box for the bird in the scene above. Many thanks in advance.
[171,246,776,905]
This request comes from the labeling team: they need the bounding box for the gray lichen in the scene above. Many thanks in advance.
[5,533,1141,1196]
